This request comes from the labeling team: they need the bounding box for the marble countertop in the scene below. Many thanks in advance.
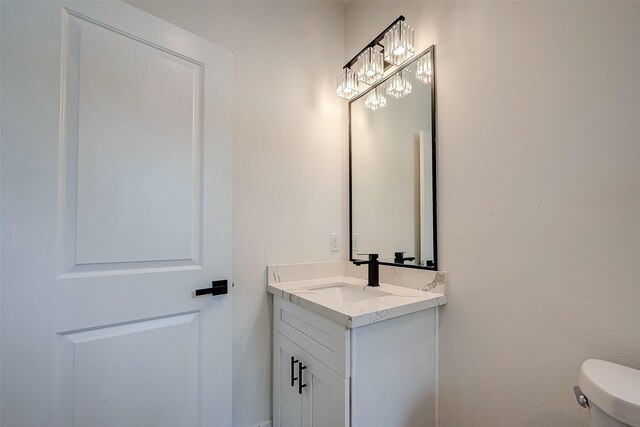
[267,275,447,328]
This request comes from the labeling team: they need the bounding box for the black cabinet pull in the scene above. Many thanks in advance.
[298,362,307,394]
[290,356,299,387]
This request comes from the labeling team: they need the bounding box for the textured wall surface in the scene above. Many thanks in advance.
[346,2,640,426]
[129,2,346,426]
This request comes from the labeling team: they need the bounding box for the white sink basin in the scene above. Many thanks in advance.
[309,283,388,303]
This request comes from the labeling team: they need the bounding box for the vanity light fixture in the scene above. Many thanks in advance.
[416,52,433,84]
[386,69,412,98]
[356,47,384,85]
[383,20,415,65]
[364,86,387,111]
[335,16,413,100]
[336,68,359,100]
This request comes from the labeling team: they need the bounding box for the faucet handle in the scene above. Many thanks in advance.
[394,251,415,263]
[352,253,378,266]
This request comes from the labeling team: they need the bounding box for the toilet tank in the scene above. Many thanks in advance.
[579,359,640,427]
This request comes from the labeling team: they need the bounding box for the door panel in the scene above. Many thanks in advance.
[1,2,233,426]
[61,6,204,273]
[274,331,303,427]
[58,313,200,427]
[302,351,349,427]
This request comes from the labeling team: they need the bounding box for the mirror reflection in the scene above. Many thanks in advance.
[350,48,436,269]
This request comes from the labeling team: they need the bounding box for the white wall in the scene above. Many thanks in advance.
[129,2,346,426]
[129,2,640,426]
[346,2,640,426]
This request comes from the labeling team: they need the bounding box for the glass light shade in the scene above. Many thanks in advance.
[356,47,384,85]
[364,87,387,111]
[336,68,359,100]
[383,20,415,65]
[386,69,412,98]
[416,52,433,84]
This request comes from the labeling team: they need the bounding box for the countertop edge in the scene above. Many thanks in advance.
[267,276,447,329]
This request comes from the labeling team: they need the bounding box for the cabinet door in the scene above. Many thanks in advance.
[274,331,303,427]
[301,351,349,427]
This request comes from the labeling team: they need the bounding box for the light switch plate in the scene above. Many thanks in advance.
[352,233,359,253]
[329,233,340,252]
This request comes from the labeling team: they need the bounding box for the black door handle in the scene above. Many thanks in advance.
[298,362,307,394]
[195,280,228,296]
[291,356,298,387]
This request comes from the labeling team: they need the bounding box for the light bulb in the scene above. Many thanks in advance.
[356,47,384,85]
[386,69,412,98]
[336,68,359,100]
[364,87,387,111]
[416,52,433,85]
[383,20,415,65]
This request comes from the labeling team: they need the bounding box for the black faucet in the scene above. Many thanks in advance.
[394,251,415,265]
[352,253,379,287]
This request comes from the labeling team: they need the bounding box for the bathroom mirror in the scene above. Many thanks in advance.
[349,47,437,269]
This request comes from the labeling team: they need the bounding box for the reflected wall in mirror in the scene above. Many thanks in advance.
[350,47,437,269]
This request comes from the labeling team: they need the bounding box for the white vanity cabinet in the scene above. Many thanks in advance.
[273,331,349,427]
[272,296,437,427]
[273,297,350,427]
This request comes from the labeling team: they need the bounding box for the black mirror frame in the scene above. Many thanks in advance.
[348,45,438,271]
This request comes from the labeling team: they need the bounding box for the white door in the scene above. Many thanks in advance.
[1,2,233,426]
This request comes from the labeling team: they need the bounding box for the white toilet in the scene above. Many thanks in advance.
[576,359,640,427]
